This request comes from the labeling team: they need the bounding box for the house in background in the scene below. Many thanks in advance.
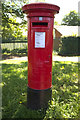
[53,25,79,51]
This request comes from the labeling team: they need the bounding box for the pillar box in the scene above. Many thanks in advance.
[22,3,60,110]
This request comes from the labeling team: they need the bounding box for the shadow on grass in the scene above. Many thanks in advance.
[50,61,79,118]
[1,61,79,119]
[52,61,78,100]
[2,62,28,118]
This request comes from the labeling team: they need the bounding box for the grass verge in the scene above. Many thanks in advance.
[0,59,79,119]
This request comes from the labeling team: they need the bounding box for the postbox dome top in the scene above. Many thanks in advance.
[22,3,60,17]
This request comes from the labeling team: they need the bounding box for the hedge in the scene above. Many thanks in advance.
[58,37,80,56]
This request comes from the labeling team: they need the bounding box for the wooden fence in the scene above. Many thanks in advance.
[1,42,28,50]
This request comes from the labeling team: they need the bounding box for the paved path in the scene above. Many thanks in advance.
[12,56,80,62]
[53,56,80,62]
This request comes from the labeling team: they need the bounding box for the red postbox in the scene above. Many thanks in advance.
[22,3,60,110]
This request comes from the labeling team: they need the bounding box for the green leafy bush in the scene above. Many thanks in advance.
[11,48,27,55]
[58,37,80,56]
[2,48,27,56]
[2,48,10,53]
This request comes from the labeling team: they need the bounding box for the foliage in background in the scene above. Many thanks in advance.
[2,48,57,57]
[2,48,27,56]
[1,59,79,119]
[61,11,80,26]
[54,21,59,25]
[2,0,28,42]
[58,37,80,56]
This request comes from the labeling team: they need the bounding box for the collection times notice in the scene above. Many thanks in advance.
[35,32,45,48]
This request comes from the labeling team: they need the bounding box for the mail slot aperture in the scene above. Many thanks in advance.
[32,22,48,27]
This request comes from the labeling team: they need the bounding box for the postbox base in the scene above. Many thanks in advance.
[27,87,52,110]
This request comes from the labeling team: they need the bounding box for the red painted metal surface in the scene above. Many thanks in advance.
[22,3,60,17]
[22,3,60,90]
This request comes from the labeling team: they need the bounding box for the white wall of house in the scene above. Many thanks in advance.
[54,25,80,37]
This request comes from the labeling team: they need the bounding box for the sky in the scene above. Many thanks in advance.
[29,0,79,24]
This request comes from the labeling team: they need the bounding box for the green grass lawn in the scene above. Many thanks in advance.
[0,59,79,119]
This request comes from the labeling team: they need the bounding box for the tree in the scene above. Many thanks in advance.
[2,0,28,42]
[54,21,59,25]
[61,11,80,26]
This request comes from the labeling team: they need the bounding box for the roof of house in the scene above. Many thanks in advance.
[54,25,80,37]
